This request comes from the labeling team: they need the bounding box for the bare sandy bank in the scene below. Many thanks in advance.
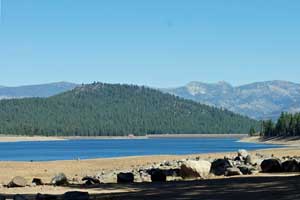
[0,136,66,143]
[0,147,299,196]
[240,136,300,146]
[0,134,247,143]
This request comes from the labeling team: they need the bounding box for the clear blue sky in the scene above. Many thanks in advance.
[1,0,300,87]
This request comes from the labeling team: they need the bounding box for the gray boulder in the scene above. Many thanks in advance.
[261,159,283,173]
[180,160,211,179]
[238,149,249,159]
[282,159,300,172]
[225,167,243,176]
[51,173,68,186]
[8,176,27,188]
[117,172,134,183]
[211,159,232,176]
[63,191,89,200]
[244,155,252,165]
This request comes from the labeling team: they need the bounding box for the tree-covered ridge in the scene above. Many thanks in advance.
[0,82,260,136]
[261,112,300,137]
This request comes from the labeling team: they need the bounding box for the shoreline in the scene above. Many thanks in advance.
[0,134,248,143]
[239,136,300,146]
[0,146,299,196]
[0,135,299,196]
[0,136,66,143]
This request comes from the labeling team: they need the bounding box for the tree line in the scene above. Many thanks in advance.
[0,82,260,136]
[261,112,300,137]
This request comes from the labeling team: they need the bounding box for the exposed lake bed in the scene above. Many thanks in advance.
[0,146,299,199]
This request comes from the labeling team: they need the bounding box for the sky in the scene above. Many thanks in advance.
[0,0,300,87]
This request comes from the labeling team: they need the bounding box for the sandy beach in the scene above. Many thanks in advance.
[0,146,299,197]
[0,136,299,199]
[0,134,248,143]
[240,136,300,146]
[0,136,66,143]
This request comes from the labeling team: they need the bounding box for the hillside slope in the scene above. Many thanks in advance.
[163,80,300,120]
[0,83,259,136]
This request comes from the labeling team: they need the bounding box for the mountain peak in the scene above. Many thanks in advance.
[164,80,300,120]
[217,81,232,86]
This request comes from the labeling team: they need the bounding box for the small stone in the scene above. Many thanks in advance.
[82,176,100,185]
[32,178,43,186]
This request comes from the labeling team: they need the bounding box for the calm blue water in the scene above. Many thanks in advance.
[0,138,281,161]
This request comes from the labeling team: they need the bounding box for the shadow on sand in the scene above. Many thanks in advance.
[2,175,300,200]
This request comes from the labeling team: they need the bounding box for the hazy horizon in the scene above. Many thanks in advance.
[0,79,300,89]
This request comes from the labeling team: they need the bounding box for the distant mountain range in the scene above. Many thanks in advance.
[0,82,78,99]
[0,83,258,136]
[1,80,299,120]
[162,80,300,120]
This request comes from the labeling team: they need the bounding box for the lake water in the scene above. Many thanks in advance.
[0,138,281,161]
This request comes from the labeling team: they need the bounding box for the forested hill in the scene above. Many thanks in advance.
[0,83,259,136]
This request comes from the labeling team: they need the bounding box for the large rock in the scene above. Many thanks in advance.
[282,159,300,172]
[8,176,27,188]
[211,159,232,176]
[180,160,211,179]
[63,191,89,200]
[261,159,283,173]
[117,172,134,183]
[51,173,68,186]
[149,169,167,182]
[225,167,243,176]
